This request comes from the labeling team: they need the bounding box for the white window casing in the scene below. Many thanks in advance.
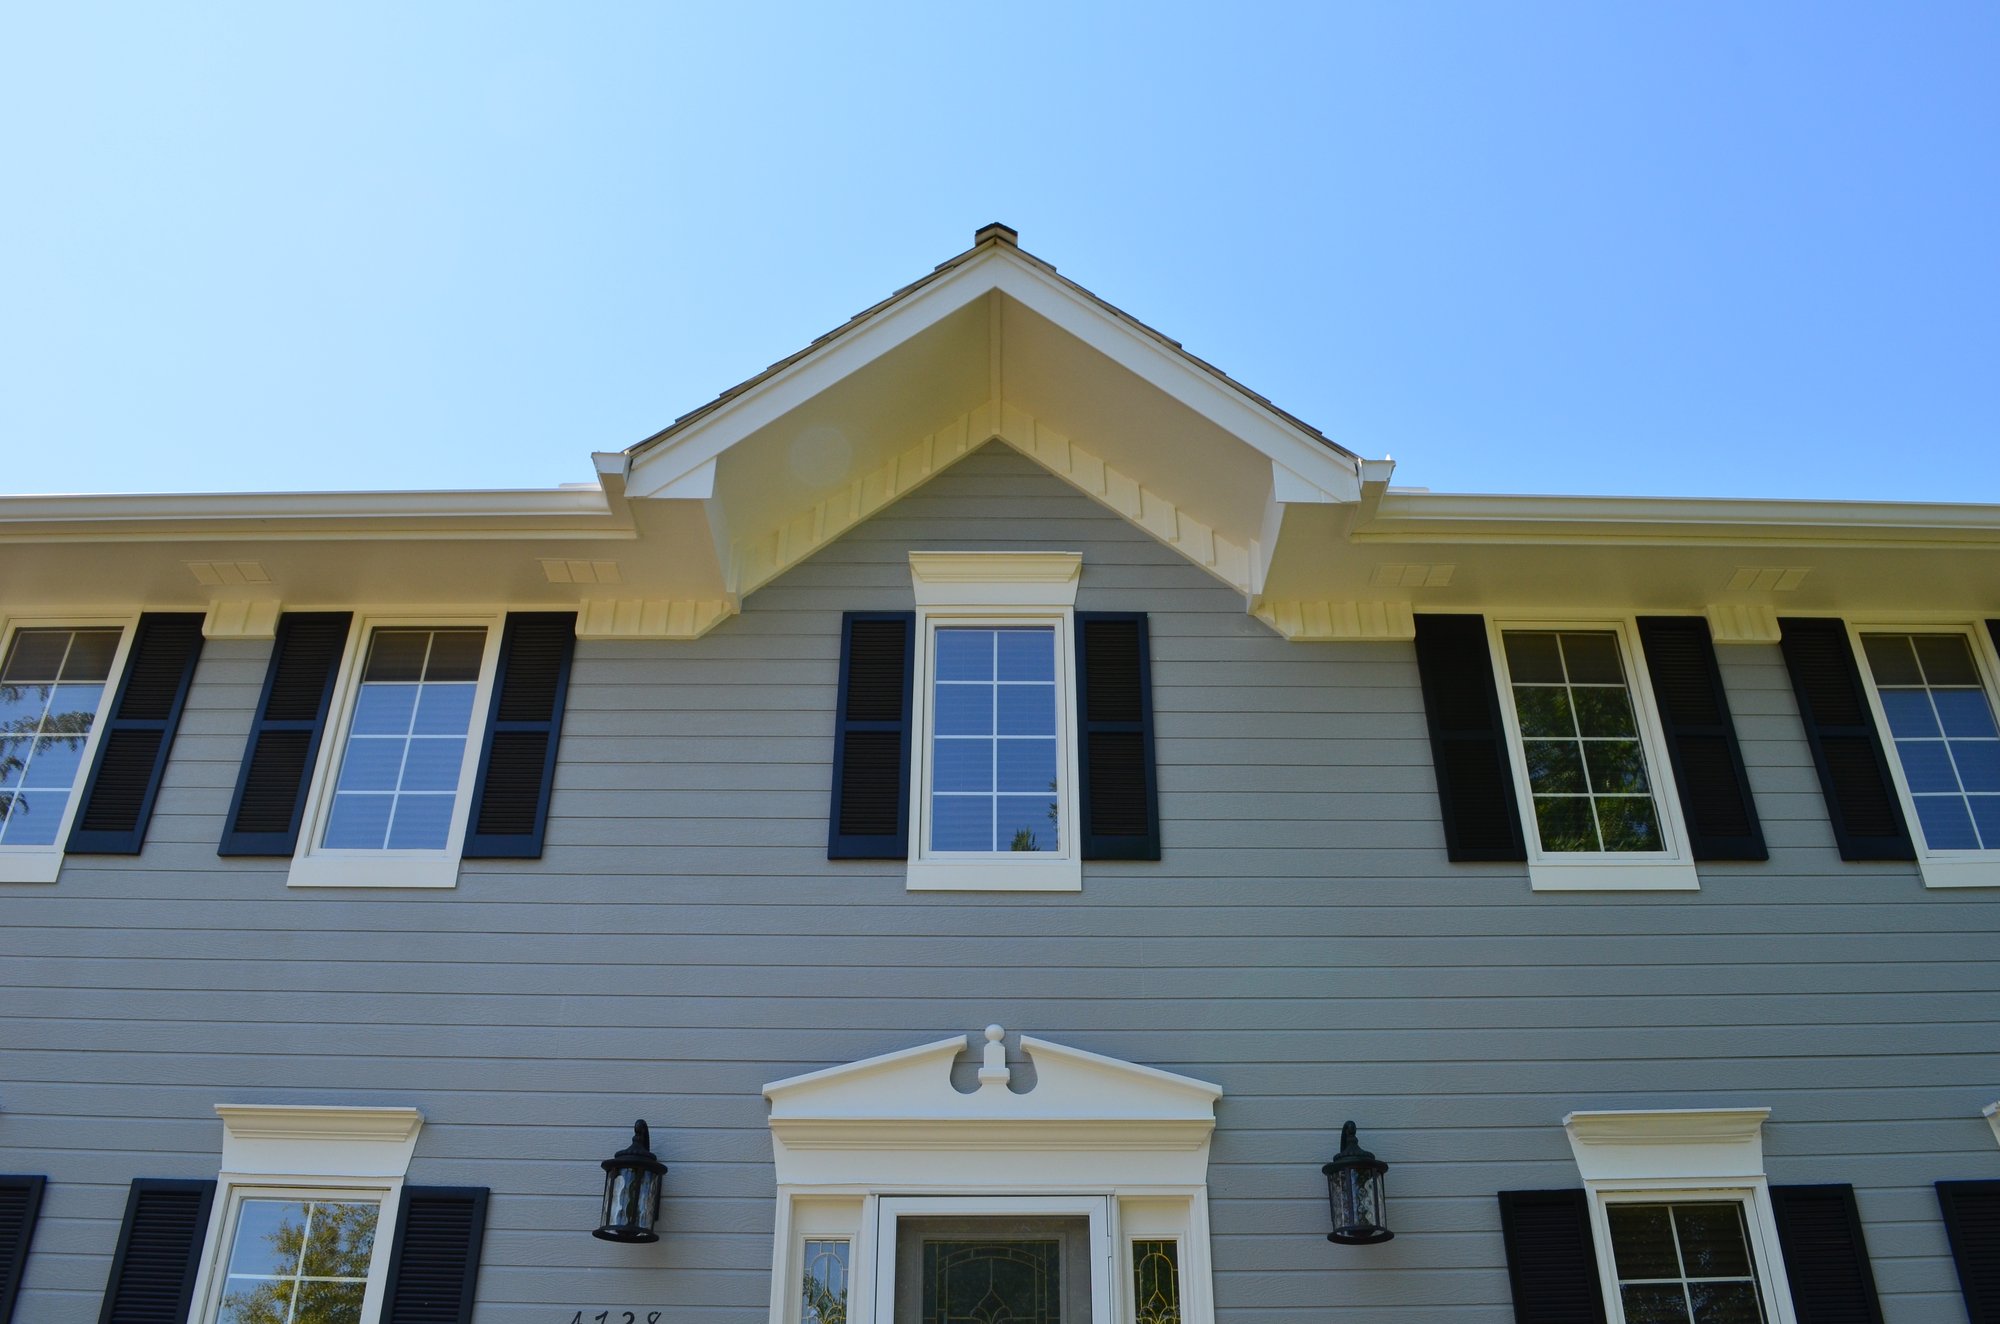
[189,1104,425,1324]
[907,552,1083,892]
[762,1023,1220,1324]
[286,611,503,890]
[1845,619,2000,889]
[1488,616,1701,892]
[0,614,137,884]
[1563,1107,1796,1324]
[1985,1100,1999,1148]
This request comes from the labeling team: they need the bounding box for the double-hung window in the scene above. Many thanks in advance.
[0,619,130,882]
[1490,620,1699,891]
[908,553,1082,891]
[209,1188,390,1322]
[1850,623,2000,888]
[287,616,502,889]
[1602,1198,1770,1323]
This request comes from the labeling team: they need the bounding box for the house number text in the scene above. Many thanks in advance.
[568,1313,663,1324]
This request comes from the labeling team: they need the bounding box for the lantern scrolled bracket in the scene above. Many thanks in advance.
[595,1118,668,1243]
[1322,1120,1393,1245]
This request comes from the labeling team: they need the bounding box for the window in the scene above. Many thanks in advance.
[287,617,500,889]
[1131,1240,1182,1324]
[1605,1201,1768,1324]
[0,621,129,882]
[802,1239,850,1324]
[214,1193,384,1323]
[1564,1109,1796,1324]
[1491,621,1698,891]
[1851,625,2000,889]
[908,553,1081,891]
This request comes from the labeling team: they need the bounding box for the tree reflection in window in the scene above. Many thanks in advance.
[0,627,120,845]
[802,1239,850,1324]
[218,1198,379,1324]
[1132,1241,1181,1324]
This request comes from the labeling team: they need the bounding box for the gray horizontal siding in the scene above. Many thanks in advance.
[1,444,1996,1323]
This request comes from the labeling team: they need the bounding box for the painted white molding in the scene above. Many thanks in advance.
[1984,1100,1998,1148]
[908,551,1082,607]
[203,601,282,639]
[1250,600,1414,641]
[1563,1108,1772,1183]
[214,1104,424,1178]
[576,597,738,640]
[764,1025,1221,1187]
[1706,605,1783,645]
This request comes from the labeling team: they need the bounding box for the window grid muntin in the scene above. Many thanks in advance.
[929,625,1061,854]
[1607,1201,1765,1324]
[1504,629,1666,855]
[321,626,485,852]
[1861,630,2000,851]
[218,1196,380,1324]
[0,626,121,847]
[802,1238,850,1324]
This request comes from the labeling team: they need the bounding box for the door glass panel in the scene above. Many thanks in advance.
[896,1217,1091,1324]
[1132,1241,1181,1324]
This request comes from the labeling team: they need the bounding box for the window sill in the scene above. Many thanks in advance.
[1527,858,1699,892]
[906,858,1082,892]
[286,854,462,890]
[1916,857,2000,890]
[0,851,63,884]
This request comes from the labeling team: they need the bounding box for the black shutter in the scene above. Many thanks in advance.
[1938,1180,2000,1324]
[1777,618,1914,861]
[463,612,575,859]
[1636,616,1766,861]
[67,613,206,855]
[382,1186,488,1324]
[1414,614,1528,862]
[1770,1184,1884,1324]
[0,1176,46,1324]
[218,612,352,856]
[97,1178,213,1324]
[1496,1189,1608,1324]
[828,612,915,859]
[1075,612,1160,860]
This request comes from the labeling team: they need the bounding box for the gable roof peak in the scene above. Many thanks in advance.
[973,221,1019,247]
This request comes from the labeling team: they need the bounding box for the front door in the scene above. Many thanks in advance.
[894,1217,1094,1324]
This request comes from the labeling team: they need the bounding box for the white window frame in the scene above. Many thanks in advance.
[869,1195,1113,1324]
[906,553,1083,893]
[1845,619,2000,889]
[1564,1108,1796,1324]
[286,610,504,890]
[0,613,137,884]
[1488,616,1700,892]
[190,1104,424,1324]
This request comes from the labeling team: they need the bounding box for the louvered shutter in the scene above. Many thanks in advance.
[1075,612,1160,860]
[463,612,575,859]
[67,613,206,855]
[218,613,352,856]
[1938,1180,2000,1324]
[828,612,915,859]
[1636,616,1766,860]
[1414,614,1528,862]
[382,1186,488,1324]
[0,1176,45,1324]
[1770,1184,1884,1324]
[1776,618,1914,861]
[1496,1189,1608,1323]
[96,1178,213,1324]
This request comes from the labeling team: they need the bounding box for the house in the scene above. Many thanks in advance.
[0,224,1996,1324]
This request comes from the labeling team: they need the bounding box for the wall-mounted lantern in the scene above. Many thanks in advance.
[1322,1120,1393,1244]
[594,1119,667,1243]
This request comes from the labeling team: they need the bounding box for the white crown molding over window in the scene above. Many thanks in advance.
[908,551,1082,607]
[1984,1100,1999,1148]
[214,1103,425,1178]
[762,1026,1221,1324]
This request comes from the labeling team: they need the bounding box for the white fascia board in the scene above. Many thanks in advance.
[1363,490,2000,547]
[0,486,628,543]
[625,246,1361,504]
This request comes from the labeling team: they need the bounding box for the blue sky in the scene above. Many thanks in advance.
[4,2,1995,500]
